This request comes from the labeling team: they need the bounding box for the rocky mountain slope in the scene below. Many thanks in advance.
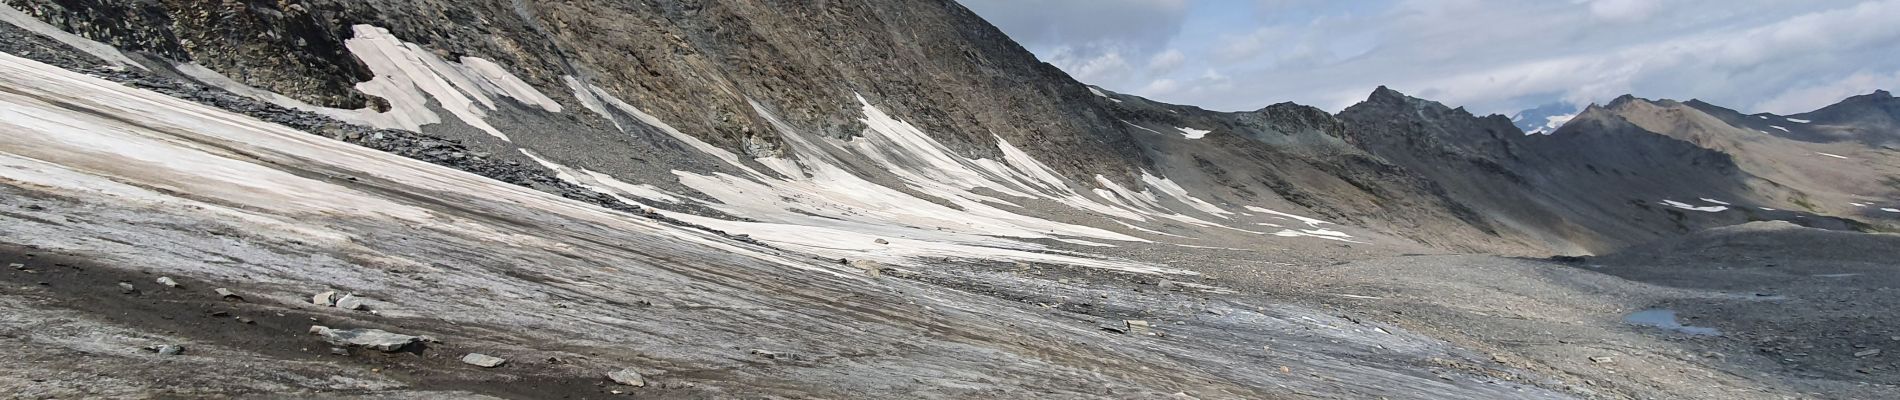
[2,0,1899,398]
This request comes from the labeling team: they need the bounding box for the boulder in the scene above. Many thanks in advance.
[607,369,646,387]
[311,291,338,306]
[309,325,422,352]
[336,294,370,310]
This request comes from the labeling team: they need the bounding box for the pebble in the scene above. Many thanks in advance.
[607,369,646,387]
[148,344,184,356]
[156,277,180,288]
[1589,356,1615,364]
[117,282,137,294]
[461,353,507,368]
[874,238,890,245]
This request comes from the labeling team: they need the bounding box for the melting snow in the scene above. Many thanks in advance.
[1243,206,1332,228]
[1770,126,1789,132]
[1661,200,1727,212]
[1176,127,1212,139]
[1786,118,1811,123]
[342,25,569,141]
[1699,198,1731,205]
[1816,152,1850,160]
[1883,208,1900,213]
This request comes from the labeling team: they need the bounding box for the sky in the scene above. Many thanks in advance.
[957,0,1900,116]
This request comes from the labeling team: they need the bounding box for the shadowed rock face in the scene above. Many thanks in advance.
[3,0,1147,184]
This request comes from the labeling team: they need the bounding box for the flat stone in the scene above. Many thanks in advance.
[461,353,507,368]
[309,325,422,352]
[117,282,136,294]
[335,294,370,310]
[155,277,180,288]
[8,263,24,270]
[607,369,646,387]
[311,291,338,306]
[214,288,243,301]
[1589,356,1615,364]
[1855,349,1882,358]
[1125,320,1152,336]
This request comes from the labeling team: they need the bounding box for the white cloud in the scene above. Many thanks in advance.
[965,0,1900,115]
[1140,78,1182,94]
[1755,71,1900,114]
[1581,0,1661,23]
[1148,49,1187,74]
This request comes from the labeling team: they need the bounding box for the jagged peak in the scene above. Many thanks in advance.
[1366,85,1410,104]
[1605,94,1644,108]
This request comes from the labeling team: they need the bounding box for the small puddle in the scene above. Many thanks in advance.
[1624,309,1721,336]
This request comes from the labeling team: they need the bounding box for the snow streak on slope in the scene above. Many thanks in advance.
[0,52,843,279]
[166,25,566,142]
[1663,200,1729,212]
[535,84,1216,274]
[342,25,567,141]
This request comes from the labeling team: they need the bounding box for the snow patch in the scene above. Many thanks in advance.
[341,25,565,141]
[1176,126,1212,139]
[1816,152,1850,160]
[1699,198,1731,205]
[1786,118,1811,123]
[1883,208,1900,213]
[1661,200,1727,212]
[1244,206,1332,228]
[1770,125,1789,132]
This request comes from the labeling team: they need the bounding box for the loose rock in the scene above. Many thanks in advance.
[311,291,338,306]
[607,369,646,387]
[849,259,884,277]
[117,282,137,294]
[8,263,24,270]
[336,294,370,311]
[1125,320,1153,336]
[156,277,180,288]
[1854,349,1882,358]
[1589,356,1615,364]
[309,325,423,352]
[874,238,890,245]
[146,344,184,356]
[461,353,507,368]
[215,288,243,301]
